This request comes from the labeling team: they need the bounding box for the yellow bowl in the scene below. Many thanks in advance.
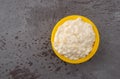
[51,15,100,64]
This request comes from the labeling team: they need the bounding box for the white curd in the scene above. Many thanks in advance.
[54,18,95,60]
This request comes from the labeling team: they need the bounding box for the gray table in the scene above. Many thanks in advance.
[0,0,120,79]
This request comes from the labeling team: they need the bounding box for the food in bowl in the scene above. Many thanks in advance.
[53,18,95,60]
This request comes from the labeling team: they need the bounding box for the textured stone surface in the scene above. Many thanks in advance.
[0,0,120,79]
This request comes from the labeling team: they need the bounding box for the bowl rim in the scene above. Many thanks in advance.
[51,15,100,64]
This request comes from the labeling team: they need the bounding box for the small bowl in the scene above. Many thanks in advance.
[51,15,100,64]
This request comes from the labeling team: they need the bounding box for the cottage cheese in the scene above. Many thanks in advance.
[54,18,95,60]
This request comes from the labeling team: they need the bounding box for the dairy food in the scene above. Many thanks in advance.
[54,18,95,60]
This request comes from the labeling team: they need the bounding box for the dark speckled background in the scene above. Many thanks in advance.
[0,0,120,79]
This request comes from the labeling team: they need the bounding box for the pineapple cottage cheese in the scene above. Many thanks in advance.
[54,18,95,60]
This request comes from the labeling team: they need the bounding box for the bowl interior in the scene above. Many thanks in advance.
[51,15,100,64]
